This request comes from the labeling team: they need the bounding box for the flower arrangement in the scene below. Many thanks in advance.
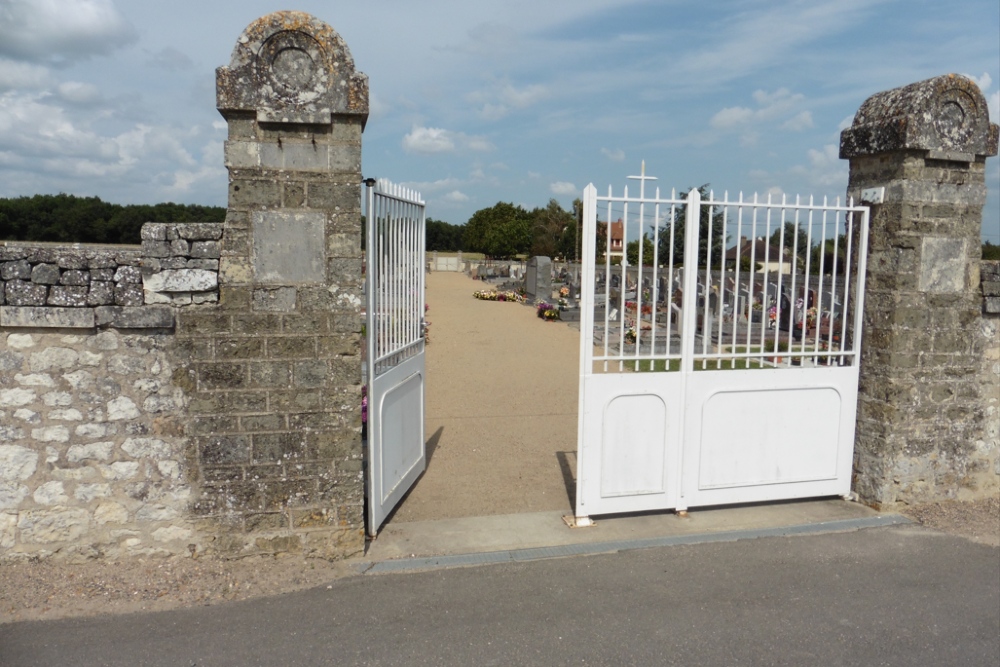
[473,290,525,303]
[537,302,560,320]
[625,301,653,315]
[559,286,570,297]
[624,324,637,344]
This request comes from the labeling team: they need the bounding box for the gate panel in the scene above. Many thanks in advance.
[365,179,426,536]
[576,175,869,521]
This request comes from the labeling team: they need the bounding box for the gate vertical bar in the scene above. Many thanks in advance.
[575,184,598,523]
[675,187,701,510]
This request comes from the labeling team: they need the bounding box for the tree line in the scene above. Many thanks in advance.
[427,199,582,260]
[0,194,226,244]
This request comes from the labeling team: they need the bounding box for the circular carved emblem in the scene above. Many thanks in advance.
[257,31,325,99]
[933,88,977,149]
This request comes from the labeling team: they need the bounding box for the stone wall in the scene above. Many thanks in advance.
[1,11,369,562]
[1,328,193,561]
[0,228,218,560]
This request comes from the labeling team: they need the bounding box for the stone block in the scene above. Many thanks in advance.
[225,140,261,168]
[1,306,94,329]
[142,240,172,259]
[0,444,38,481]
[86,281,115,306]
[143,268,218,293]
[199,362,249,389]
[17,507,91,543]
[177,223,223,241]
[4,281,48,306]
[1,259,31,280]
[229,179,281,208]
[114,266,143,284]
[253,287,297,312]
[283,182,305,208]
[215,337,265,360]
[95,306,174,329]
[141,224,167,241]
[170,239,190,256]
[199,435,251,466]
[47,286,89,307]
[114,284,144,306]
[59,270,90,286]
[190,241,221,259]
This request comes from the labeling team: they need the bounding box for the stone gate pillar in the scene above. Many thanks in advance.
[175,11,368,558]
[840,74,998,507]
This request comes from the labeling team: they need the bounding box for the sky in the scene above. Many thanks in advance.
[0,0,998,241]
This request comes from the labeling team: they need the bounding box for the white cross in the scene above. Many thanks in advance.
[628,160,658,238]
[627,160,658,201]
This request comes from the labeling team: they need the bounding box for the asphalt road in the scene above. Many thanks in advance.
[2,525,997,666]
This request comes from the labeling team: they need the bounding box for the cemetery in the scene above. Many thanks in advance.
[0,9,996,565]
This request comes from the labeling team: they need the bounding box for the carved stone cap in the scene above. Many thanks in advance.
[840,74,998,160]
[216,11,368,126]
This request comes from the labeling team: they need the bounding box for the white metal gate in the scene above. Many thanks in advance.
[575,175,869,522]
[365,179,426,536]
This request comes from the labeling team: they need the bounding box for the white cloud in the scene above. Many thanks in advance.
[989,91,1000,125]
[146,46,193,71]
[711,106,754,129]
[550,181,577,195]
[601,147,625,162]
[0,58,51,91]
[464,135,495,152]
[56,81,101,105]
[400,177,461,192]
[781,111,814,131]
[0,0,136,65]
[443,190,469,203]
[790,143,847,188]
[471,80,548,120]
[711,88,807,131]
[402,126,455,153]
[402,126,493,154]
[964,72,992,92]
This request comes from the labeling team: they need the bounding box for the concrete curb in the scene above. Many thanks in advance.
[355,513,911,574]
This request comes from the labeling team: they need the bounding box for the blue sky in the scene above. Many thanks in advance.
[0,0,997,241]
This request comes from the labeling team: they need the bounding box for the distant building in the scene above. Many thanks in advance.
[725,236,794,274]
[609,219,624,259]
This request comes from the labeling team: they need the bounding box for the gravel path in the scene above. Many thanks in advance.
[388,271,580,523]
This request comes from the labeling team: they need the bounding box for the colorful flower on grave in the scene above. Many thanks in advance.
[560,286,570,297]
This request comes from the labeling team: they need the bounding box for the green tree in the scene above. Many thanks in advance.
[809,235,848,275]
[657,185,725,267]
[529,199,575,259]
[0,194,225,244]
[463,202,532,259]
[983,240,1000,260]
[626,234,655,266]
[426,218,464,252]
[769,221,810,263]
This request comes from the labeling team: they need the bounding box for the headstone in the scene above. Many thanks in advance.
[526,256,552,303]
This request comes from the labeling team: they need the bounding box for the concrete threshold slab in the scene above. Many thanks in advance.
[357,498,909,575]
